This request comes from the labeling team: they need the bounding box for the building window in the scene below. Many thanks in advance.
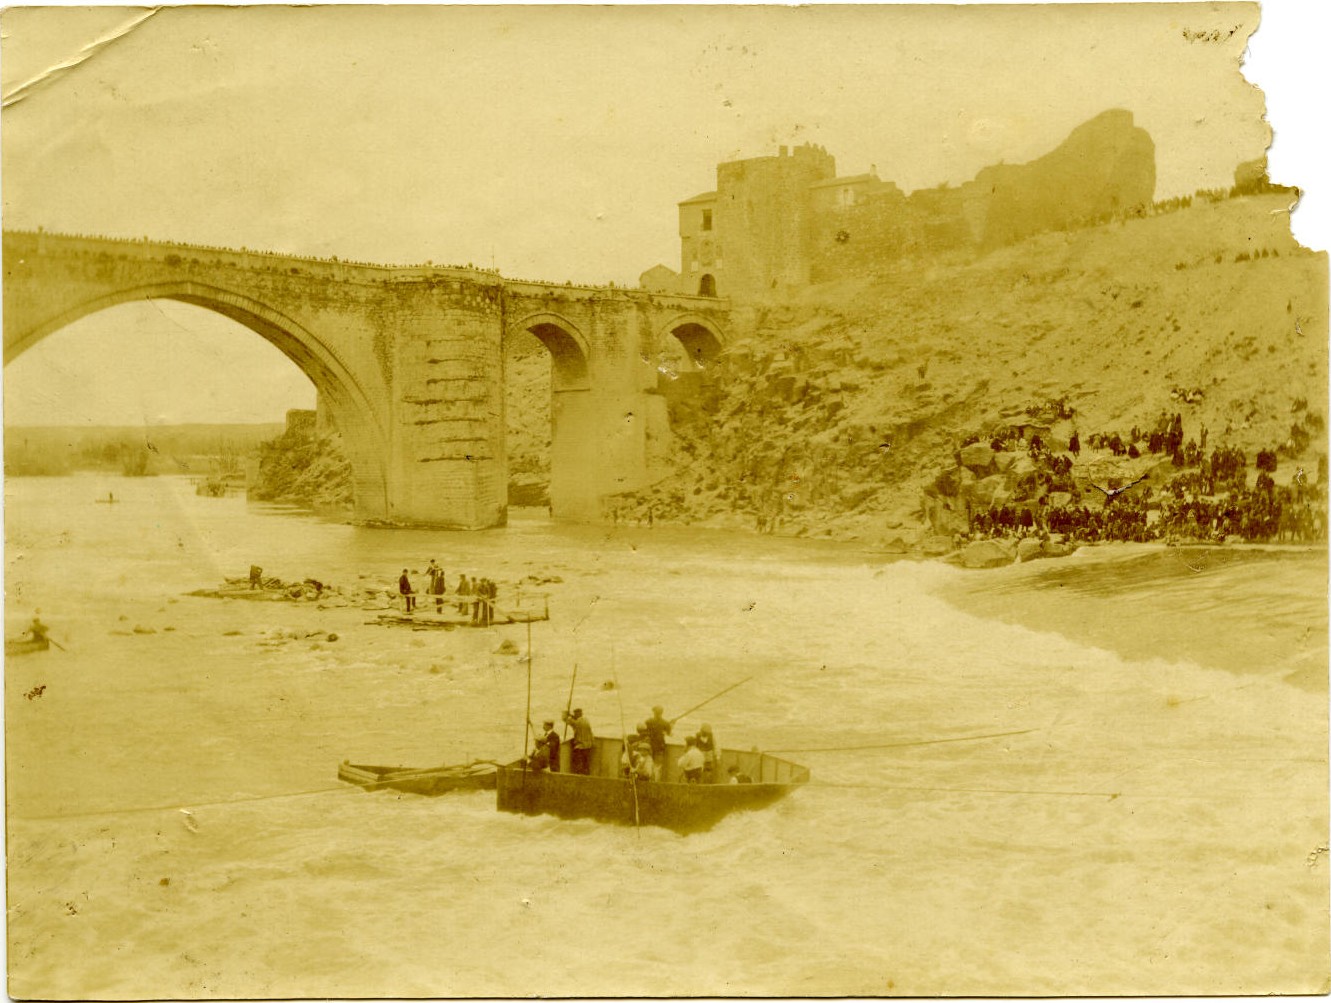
[701,209,713,231]
[698,274,716,296]
[690,259,700,273]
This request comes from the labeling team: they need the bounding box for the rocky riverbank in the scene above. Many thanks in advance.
[609,192,1326,553]
[247,413,354,515]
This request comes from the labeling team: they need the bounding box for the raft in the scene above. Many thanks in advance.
[4,637,50,657]
[338,760,498,795]
[369,605,549,629]
[496,736,809,833]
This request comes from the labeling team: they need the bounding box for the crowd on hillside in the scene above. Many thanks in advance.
[968,477,1325,546]
[957,406,1327,546]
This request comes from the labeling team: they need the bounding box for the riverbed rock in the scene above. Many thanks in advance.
[495,639,520,655]
[961,538,1017,569]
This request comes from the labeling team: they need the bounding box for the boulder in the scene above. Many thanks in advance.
[1041,541,1078,559]
[920,535,955,556]
[992,451,1019,472]
[1016,537,1044,562]
[959,442,997,474]
[1047,491,1073,509]
[967,474,1010,508]
[960,538,1017,569]
[1009,454,1037,478]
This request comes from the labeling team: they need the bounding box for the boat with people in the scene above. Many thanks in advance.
[338,760,498,795]
[495,735,810,833]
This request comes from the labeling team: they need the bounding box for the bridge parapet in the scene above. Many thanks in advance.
[2,230,507,287]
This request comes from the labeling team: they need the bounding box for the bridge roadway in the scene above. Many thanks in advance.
[3,230,732,527]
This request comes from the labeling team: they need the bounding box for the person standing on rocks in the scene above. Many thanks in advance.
[426,559,446,613]
[398,569,415,612]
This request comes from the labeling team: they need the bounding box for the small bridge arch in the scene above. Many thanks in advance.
[508,311,591,391]
[658,312,727,372]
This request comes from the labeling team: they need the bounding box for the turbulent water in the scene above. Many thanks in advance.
[5,475,1327,998]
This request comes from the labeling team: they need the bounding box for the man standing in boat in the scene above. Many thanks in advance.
[537,719,561,772]
[562,708,594,775]
[695,723,719,783]
[643,706,672,780]
[677,736,705,783]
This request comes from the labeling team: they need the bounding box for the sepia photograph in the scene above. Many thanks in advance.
[2,2,1328,998]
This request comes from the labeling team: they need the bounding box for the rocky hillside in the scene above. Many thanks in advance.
[248,424,354,516]
[613,192,1327,546]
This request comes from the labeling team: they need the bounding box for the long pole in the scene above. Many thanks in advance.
[672,676,754,725]
[522,620,533,776]
[611,645,640,832]
[562,661,578,740]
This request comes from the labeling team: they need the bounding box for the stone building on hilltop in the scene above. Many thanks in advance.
[646,108,1156,301]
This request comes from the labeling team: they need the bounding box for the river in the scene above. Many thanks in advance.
[4,474,1327,997]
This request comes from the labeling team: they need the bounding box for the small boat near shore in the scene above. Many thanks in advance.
[496,736,810,833]
[4,636,50,657]
[338,760,498,795]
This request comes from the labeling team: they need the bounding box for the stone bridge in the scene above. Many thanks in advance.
[2,230,732,527]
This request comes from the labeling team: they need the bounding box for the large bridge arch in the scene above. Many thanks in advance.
[2,281,391,517]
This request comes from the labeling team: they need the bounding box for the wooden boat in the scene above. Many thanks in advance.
[338,760,498,795]
[496,735,809,833]
[5,636,50,657]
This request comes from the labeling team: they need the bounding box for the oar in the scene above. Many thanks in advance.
[671,676,753,725]
[47,637,67,652]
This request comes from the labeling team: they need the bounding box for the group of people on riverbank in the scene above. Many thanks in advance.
[959,403,1327,547]
[525,704,749,784]
[397,561,499,623]
[965,466,1326,545]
